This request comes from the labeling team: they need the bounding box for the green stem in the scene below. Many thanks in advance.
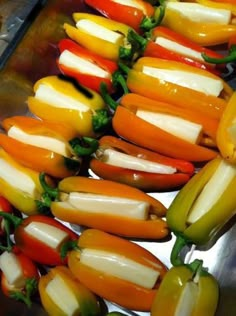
[70,137,99,157]
[100,82,118,111]
[140,3,166,31]
[112,70,129,94]
[170,234,190,266]
[202,45,236,64]
[127,29,147,53]
[39,172,59,200]
[10,278,38,308]
[92,108,111,133]
[60,240,79,259]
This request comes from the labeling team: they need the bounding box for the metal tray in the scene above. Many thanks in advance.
[0,1,235,315]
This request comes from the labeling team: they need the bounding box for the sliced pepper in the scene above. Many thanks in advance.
[166,156,236,265]
[0,116,98,179]
[90,135,195,191]
[0,248,39,307]
[84,0,156,33]
[216,91,236,163]
[68,228,168,311]
[40,174,168,239]
[63,13,136,61]
[39,265,101,316]
[27,75,109,136]
[160,0,236,46]
[127,57,232,119]
[151,260,219,316]
[128,26,225,74]
[0,212,78,266]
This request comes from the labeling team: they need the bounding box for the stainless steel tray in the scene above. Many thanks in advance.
[0,1,235,315]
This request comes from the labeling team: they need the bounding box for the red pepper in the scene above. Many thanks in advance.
[90,135,195,191]
[0,197,13,237]
[57,39,123,93]
[84,0,156,33]
[0,213,78,266]
[128,26,225,74]
[0,247,39,307]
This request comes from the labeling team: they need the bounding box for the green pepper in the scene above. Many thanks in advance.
[151,259,219,316]
[166,156,236,265]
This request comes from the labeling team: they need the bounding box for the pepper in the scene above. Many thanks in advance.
[0,196,13,237]
[126,57,232,119]
[166,156,236,266]
[27,75,109,136]
[41,174,168,239]
[0,147,51,216]
[68,228,168,311]
[0,116,98,179]
[112,98,218,162]
[38,265,101,316]
[0,248,39,307]
[0,212,78,266]
[57,38,127,94]
[127,26,225,74]
[196,0,236,15]
[63,13,136,62]
[160,0,236,46]
[151,259,219,316]
[84,0,157,33]
[216,91,236,163]
[90,135,195,191]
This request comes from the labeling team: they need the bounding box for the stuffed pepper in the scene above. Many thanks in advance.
[112,93,218,162]
[68,229,168,311]
[63,13,137,62]
[84,0,159,33]
[160,0,236,46]
[151,259,219,316]
[0,212,78,266]
[40,174,168,239]
[126,57,232,119]
[27,75,109,137]
[0,116,98,179]
[0,248,40,307]
[39,266,101,316]
[90,135,195,191]
[167,156,236,266]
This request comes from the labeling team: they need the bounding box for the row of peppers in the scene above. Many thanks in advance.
[1,0,236,315]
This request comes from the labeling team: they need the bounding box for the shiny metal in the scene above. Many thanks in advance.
[0,1,235,315]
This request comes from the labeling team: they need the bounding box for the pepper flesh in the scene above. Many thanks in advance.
[90,135,195,191]
[39,266,101,316]
[50,176,168,239]
[151,261,219,316]
[68,229,167,311]
[27,75,107,137]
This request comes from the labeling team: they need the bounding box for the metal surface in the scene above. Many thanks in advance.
[0,1,235,315]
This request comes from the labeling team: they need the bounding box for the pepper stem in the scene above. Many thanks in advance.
[60,240,79,259]
[92,108,111,133]
[10,277,38,308]
[39,173,59,200]
[112,70,129,95]
[202,45,236,64]
[0,212,22,251]
[127,29,147,53]
[37,173,59,214]
[170,234,190,266]
[140,2,166,31]
[70,137,99,157]
[100,82,118,112]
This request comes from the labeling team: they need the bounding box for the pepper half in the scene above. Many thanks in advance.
[151,259,219,316]
[39,265,101,316]
[166,156,236,265]
[90,135,195,191]
[68,228,168,311]
[27,75,109,136]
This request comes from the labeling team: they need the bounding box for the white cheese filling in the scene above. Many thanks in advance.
[174,281,198,316]
[0,251,25,287]
[112,0,148,15]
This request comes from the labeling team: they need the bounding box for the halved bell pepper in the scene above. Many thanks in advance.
[0,248,39,307]
[151,259,219,316]
[57,38,122,93]
[68,228,168,311]
[160,0,236,46]
[90,135,195,191]
[40,174,168,239]
[63,13,136,61]
[167,156,236,265]
[39,265,101,316]
[126,57,232,119]
[127,26,225,74]
[216,91,236,163]
[112,100,218,162]
[0,148,52,216]
[84,0,157,33]
[0,116,98,179]
[0,212,78,266]
[27,75,109,136]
